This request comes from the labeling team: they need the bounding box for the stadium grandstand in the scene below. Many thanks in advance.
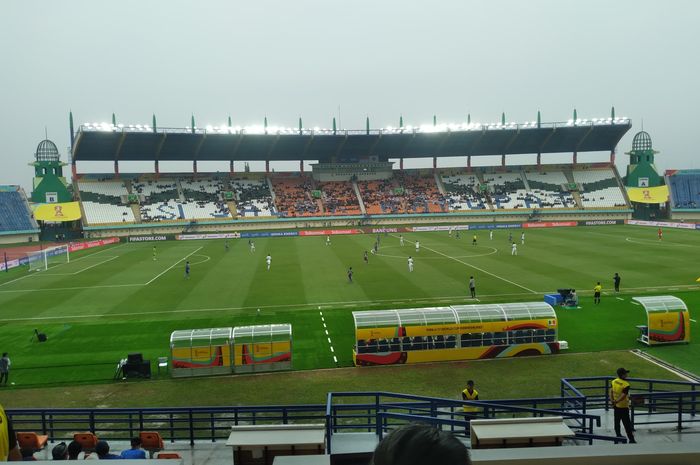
[0,185,40,243]
[668,169,700,221]
[65,110,637,237]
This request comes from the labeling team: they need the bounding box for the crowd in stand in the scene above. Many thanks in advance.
[317,181,362,215]
[357,180,404,214]
[271,177,320,217]
[231,179,275,216]
[395,173,447,214]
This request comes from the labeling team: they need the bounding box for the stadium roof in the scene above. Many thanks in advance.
[72,119,631,162]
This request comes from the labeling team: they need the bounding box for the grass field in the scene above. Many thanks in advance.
[0,224,698,405]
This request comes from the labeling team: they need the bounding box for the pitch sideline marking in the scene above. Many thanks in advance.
[630,350,698,383]
[144,247,203,285]
[320,311,339,365]
[392,234,537,294]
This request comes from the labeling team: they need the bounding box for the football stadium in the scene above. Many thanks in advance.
[2,2,700,464]
[1,109,699,464]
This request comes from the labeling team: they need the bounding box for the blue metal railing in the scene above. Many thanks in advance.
[324,392,608,453]
[10,379,695,453]
[7,405,327,446]
[561,376,700,430]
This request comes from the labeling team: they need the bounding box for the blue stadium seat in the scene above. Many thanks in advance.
[0,190,36,233]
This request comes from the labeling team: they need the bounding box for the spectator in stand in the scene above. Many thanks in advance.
[94,440,120,460]
[120,437,146,459]
[370,423,471,465]
[67,440,85,460]
[0,402,21,461]
[51,442,68,460]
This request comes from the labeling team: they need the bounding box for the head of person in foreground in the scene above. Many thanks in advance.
[371,423,471,465]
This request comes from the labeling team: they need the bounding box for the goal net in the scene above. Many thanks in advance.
[27,244,70,272]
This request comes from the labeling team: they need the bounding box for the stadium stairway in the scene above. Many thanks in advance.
[226,199,239,218]
[266,176,277,203]
[562,169,584,208]
[352,181,366,215]
[519,168,532,191]
[130,204,143,223]
[434,171,447,195]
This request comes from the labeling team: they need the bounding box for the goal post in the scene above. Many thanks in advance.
[27,244,70,271]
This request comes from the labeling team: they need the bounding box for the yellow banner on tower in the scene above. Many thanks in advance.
[626,186,669,204]
[33,202,82,222]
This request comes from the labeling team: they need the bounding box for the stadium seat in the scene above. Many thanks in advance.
[139,431,164,458]
[156,452,182,459]
[73,432,99,452]
[16,432,48,453]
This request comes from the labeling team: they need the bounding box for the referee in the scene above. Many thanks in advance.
[593,282,602,304]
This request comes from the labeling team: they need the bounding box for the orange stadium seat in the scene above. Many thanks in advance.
[140,431,165,458]
[16,432,49,453]
[73,432,99,452]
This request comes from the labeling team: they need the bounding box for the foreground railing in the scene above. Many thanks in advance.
[562,376,700,430]
[7,405,327,445]
[324,392,617,453]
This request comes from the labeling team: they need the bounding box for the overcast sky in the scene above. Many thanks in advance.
[1,0,698,189]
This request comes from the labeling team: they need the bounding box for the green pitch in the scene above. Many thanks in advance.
[0,224,698,392]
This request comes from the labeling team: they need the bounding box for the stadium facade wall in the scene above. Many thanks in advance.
[0,232,40,245]
[81,210,632,239]
[670,210,700,222]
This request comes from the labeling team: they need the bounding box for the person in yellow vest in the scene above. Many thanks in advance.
[593,282,602,304]
[462,380,480,419]
[609,368,636,443]
[0,402,22,461]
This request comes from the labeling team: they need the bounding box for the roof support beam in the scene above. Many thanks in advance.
[367,134,382,158]
[333,135,348,163]
[300,135,314,160]
[575,125,595,152]
[154,133,167,161]
[502,129,520,155]
[538,127,556,153]
[230,135,244,161]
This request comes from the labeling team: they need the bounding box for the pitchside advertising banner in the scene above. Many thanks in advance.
[240,231,299,238]
[299,229,362,236]
[579,220,624,226]
[68,237,119,252]
[128,235,171,242]
[522,221,578,228]
[176,233,241,240]
[626,219,697,230]
[469,223,521,230]
[411,225,470,232]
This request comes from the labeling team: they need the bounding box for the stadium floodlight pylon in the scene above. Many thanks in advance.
[27,244,70,272]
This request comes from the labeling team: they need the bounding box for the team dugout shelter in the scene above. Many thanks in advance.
[633,296,690,346]
[170,324,292,378]
[352,302,559,366]
[69,110,631,177]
